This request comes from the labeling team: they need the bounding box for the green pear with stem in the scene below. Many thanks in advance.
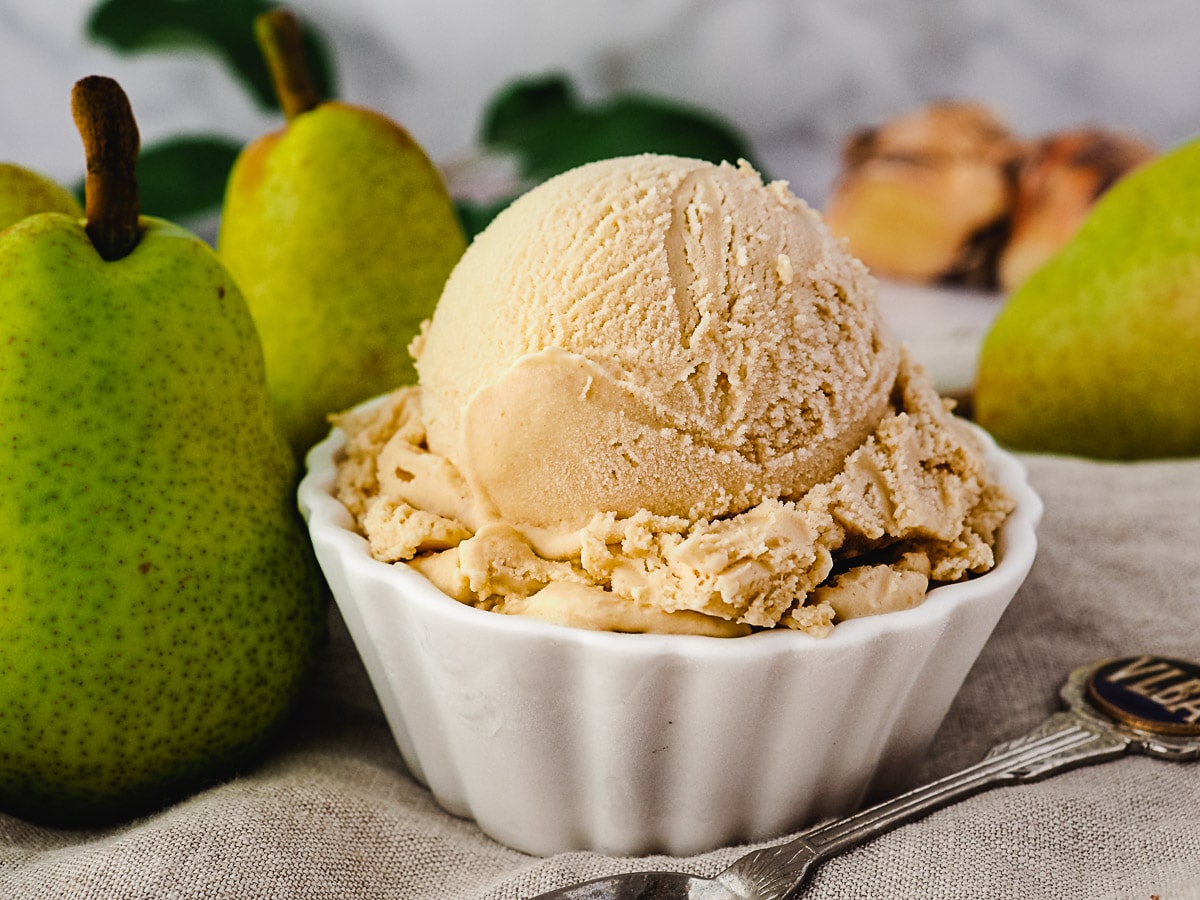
[0,162,82,230]
[218,9,467,457]
[0,76,326,827]
[975,135,1200,458]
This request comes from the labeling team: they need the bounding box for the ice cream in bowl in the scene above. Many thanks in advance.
[297,154,1041,856]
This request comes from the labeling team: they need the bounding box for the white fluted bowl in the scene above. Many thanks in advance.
[298,417,1041,857]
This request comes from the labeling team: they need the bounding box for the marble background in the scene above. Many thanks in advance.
[3,0,1199,216]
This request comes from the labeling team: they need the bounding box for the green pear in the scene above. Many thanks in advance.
[975,135,1200,458]
[0,162,82,230]
[217,9,466,457]
[0,76,326,827]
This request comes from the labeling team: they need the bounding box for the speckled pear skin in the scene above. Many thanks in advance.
[0,213,327,827]
[217,101,467,457]
[0,163,82,231]
[975,135,1200,458]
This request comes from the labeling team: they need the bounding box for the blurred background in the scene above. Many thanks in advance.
[4,0,1199,219]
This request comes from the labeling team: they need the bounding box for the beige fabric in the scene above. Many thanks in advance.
[3,454,1200,899]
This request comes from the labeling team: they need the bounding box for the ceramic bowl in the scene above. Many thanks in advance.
[298,417,1041,857]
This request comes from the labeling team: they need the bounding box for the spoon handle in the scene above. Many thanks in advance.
[718,711,1130,899]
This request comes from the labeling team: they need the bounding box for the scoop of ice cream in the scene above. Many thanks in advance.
[334,153,1014,636]
[415,154,899,530]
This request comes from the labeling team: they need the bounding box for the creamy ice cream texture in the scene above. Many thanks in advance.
[335,154,1013,637]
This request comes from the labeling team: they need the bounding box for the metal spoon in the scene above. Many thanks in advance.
[532,654,1200,900]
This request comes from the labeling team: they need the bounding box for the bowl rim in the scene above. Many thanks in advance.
[298,402,1042,660]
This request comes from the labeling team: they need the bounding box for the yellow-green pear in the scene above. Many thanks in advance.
[975,135,1200,458]
[0,76,326,827]
[218,9,467,457]
[0,162,82,230]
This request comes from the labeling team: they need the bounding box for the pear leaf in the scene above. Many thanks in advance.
[86,0,335,111]
[457,74,762,235]
[481,75,761,181]
[135,136,244,222]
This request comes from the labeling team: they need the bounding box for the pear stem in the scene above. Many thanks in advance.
[256,9,319,121]
[72,76,141,262]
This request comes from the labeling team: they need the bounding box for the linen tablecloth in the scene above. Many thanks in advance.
[3,454,1199,899]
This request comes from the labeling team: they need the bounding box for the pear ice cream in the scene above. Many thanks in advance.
[334,154,1012,637]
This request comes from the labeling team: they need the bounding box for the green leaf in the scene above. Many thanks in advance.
[137,136,243,221]
[86,0,335,111]
[73,135,242,224]
[456,73,764,235]
[480,74,763,183]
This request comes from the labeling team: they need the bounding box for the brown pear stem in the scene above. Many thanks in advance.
[256,9,320,121]
[72,76,141,262]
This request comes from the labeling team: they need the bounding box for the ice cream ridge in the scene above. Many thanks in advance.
[335,153,1014,637]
